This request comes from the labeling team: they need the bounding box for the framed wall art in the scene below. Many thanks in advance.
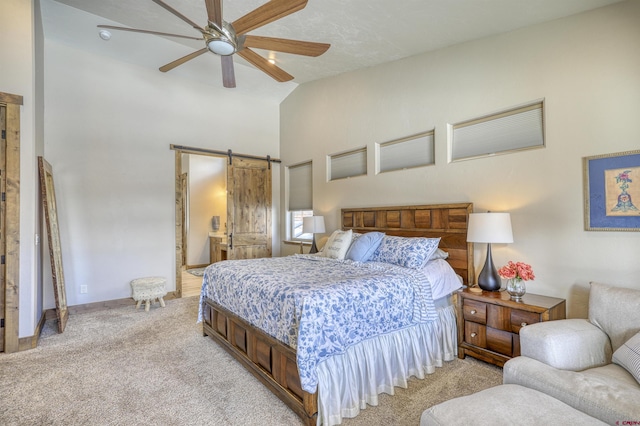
[583,149,640,231]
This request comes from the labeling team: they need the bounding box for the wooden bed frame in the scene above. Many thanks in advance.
[201,203,474,425]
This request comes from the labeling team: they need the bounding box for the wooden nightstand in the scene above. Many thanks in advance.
[455,288,566,367]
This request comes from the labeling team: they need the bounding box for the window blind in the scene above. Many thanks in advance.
[288,161,312,211]
[379,131,435,173]
[330,148,367,180]
[451,102,544,161]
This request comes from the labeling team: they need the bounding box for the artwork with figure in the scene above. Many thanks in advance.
[606,167,640,216]
[583,150,640,231]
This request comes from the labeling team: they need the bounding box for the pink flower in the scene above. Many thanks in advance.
[498,261,535,281]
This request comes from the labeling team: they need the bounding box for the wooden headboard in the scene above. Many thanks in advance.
[342,203,474,285]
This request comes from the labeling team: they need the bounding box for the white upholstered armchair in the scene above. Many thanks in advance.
[503,282,640,424]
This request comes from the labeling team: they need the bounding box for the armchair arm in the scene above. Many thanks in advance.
[520,319,612,371]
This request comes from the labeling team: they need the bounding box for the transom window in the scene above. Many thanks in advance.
[329,147,367,181]
[377,130,435,173]
[450,100,545,162]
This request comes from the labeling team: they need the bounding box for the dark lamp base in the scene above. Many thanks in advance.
[309,235,319,254]
[477,243,502,292]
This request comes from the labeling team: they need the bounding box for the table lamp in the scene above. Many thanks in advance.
[303,216,325,254]
[467,212,513,291]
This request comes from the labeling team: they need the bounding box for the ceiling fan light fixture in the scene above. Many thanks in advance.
[207,38,235,55]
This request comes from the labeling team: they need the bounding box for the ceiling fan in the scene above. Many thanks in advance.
[98,0,330,88]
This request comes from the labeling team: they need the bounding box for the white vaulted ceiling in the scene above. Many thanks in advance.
[43,0,624,102]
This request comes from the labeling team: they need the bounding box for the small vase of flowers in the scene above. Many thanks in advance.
[498,261,535,301]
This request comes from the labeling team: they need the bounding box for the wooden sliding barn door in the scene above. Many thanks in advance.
[226,157,272,259]
[0,103,6,351]
[0,92,21,353]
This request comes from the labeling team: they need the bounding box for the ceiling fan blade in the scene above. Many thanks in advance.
[205,0,223,27]
[152,0,205,33]
[159,48,209,72]
[243,35,329,57]
[237,48,293,82]
[232,0,308,35]
[97,25,204,41]
[221,55,236,88]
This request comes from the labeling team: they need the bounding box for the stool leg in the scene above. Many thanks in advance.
[136,300,142,310]
[145,300,150,312]
[159,297,165,308]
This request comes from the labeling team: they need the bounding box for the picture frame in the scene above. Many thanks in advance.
[583,149,640,231]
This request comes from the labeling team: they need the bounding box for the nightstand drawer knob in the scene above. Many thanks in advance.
[470,310,477,315]
[471,332,477,338]
[521,322,528,327]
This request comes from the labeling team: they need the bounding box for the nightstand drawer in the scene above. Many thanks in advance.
[464,321,486,348]
[487,327,513,356]
[511,310,540,333]
[463,300,487,324]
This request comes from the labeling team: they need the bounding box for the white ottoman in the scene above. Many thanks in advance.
[130,277,167,312]
[420,384,606,425]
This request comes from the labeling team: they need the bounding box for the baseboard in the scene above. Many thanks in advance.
[17,310,47,352]
[185,264,208,269]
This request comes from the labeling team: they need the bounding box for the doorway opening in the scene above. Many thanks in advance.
[172,145,277,298]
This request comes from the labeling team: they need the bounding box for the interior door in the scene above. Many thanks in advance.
[226,157,272,259]
[180,173,187,268]
[0,105,6,351]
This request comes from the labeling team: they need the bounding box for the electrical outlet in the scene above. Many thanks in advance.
[80,285,88,294]
[35,234,40,245]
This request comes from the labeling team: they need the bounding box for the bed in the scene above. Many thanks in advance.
[199,203,474,425]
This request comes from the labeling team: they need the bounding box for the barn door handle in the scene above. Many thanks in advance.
[229,233,233,250]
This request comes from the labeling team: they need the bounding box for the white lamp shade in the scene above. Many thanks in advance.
[467,212,513,243]
[303,216,325,234]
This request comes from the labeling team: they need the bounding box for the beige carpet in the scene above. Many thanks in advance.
[0,297,502,425]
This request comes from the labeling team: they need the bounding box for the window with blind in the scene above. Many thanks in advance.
[450,101,545,162]
[329,147,367,181]
[287,161,313,239]
[378,130,435,173]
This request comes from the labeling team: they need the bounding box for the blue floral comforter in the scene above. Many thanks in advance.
[198,254,437,393]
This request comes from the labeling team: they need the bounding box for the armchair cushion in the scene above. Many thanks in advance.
[589,282,640,352]
[504,357,640,424]
[520,319,611,371]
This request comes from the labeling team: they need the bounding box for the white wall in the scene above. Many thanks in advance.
[281,0,640,317]
[186,154,226,266]
[43,39,280,307]
[0,0,43,337]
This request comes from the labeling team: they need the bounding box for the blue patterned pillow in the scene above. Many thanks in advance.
[369,236,441,269]
[346,232,385,262]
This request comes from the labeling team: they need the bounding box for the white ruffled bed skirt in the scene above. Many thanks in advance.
[316,301,458,426]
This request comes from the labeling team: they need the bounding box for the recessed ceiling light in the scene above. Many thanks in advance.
[98,30,112,41]
[268,59,275,65]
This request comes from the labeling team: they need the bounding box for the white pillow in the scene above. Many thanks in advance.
[612,331,640,384]
[431,248,449,260]
[420,258,463,300]
[322,229,353,260]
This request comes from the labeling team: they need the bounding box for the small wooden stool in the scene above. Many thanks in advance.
[130,277,167,312]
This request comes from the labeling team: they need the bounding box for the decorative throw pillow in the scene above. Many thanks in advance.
[369,235,441,269]
[345,232,385,262]
[612,331,640,384]
[322,229,353,260]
